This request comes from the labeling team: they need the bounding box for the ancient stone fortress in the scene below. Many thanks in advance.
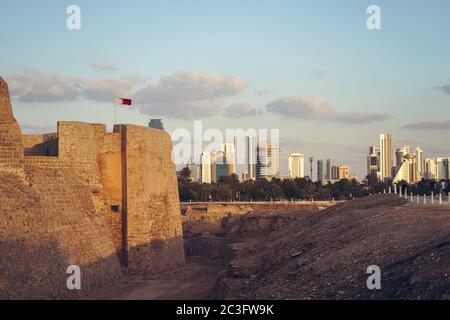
[0,76,185,299]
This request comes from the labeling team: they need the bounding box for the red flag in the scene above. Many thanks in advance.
[115,97,132,106]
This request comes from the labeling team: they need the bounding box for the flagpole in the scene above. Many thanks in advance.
[114,98,117,125]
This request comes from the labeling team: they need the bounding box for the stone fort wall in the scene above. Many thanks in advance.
[0,76,185,299]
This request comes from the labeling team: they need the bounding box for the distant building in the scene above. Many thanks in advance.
[256,142,280,181]
[367,145,380,177]
[394,145,409,169]
[246,136,257,180]
[437,157,450,180]
[317,159,331,182]
[331,165,339,180]
[331,164,349,181]
[188,163,201,182]
[148,119,164,130]
[379,133,392,179]
[220,143,236,176]
[215,151,229,182]
[424,158,437,180]
[338,165,350,180]
[288,153,305,179]
[200,152,213,183]
[393,153,417,184]
[415,147,424,180]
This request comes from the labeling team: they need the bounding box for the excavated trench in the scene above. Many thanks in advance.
[182,208,317,299]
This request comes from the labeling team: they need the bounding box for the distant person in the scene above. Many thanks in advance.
[430,180,436,194]
[442,180,448,194]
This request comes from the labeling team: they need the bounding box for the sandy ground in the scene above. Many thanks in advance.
[89,257,225,300]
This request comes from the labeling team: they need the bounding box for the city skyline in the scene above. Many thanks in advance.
[185,130,449,184]
[1,1,450,179]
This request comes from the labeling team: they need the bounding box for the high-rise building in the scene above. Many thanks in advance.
[220,143,236,176]
[256,142,280,181]
[331,165,339,181]
[424,158,437,180]
[272,146,281,179]
[379,133,392,179]
[437,158,450,180]
[246,136,257,180]
[317,159,331,182]
[200,152,213,183]
[288,153,305,179]
[415,147,424,180]
[331,164,350,180]
[367,146,380,177]
[338,165,350,180]
[393,153,416,184]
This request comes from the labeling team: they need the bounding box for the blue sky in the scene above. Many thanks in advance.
[1,0,450,178]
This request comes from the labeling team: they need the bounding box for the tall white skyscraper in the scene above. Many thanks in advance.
[288,153,305,179]
[415,147,424,179]
[200,152,213,183]
[379,133,392,179]
[246,136,257,180]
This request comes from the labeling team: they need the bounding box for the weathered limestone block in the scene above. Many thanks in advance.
[0,77,24,178]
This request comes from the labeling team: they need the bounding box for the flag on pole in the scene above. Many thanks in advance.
[115,97,132,106]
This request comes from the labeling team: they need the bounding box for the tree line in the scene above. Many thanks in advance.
[178,169,450,202]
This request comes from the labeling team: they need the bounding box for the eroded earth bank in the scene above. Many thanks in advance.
[93,195,450,300]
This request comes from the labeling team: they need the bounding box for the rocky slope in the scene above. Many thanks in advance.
[214,195,450,300]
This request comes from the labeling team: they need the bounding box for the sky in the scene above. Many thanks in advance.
[1,0,450,179]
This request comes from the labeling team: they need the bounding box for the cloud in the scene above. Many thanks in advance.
[8,73,82,103]
[80,76,142,103]
[8,72,140,103]
[133,71,248,118]
[91,63,119,71]
[7,71,248,119]
[403,120,450,130]
[265,96,392,124]
[223,103,262,118]
[437,84,450,95]
[334,111,392,123]
[265,96,333,119]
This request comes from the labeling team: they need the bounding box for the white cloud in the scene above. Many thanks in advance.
[8,73,82,103]
[134,71,248,118]
[223,103,261,118]
[266,96,392,124]
[403,120,450,130]
[7,72,140,103]
[7,71,249,119]
[266,96,334,119]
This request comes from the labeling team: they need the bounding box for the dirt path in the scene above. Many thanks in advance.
[89,257,225,300]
